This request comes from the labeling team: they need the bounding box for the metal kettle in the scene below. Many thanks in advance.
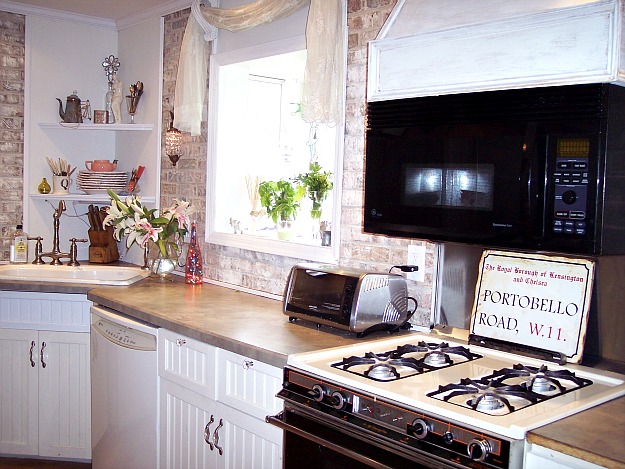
[56,91,83,123]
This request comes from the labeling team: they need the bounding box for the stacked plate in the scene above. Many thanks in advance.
[77,170,129,195]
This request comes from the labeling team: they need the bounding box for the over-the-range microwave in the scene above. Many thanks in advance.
[364,83,625,255]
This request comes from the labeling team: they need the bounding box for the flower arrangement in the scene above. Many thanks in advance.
[103,189,192,258]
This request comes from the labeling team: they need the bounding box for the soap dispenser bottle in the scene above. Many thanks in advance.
[185,222,203,285]
[10,224,28,263]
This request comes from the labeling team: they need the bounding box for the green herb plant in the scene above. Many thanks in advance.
[258,179,305,224]
[295,162,333,220]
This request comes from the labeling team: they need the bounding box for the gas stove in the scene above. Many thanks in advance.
[274,332,625,468]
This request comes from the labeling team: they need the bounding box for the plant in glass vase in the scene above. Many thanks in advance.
[258,179,304,240]
[103,189,192,277]
[295,162,333,237]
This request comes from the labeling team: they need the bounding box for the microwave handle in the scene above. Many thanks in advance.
[520,124,546,241]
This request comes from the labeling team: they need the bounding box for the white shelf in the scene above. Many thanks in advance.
[30,193,156,204]
[39,122,154,131]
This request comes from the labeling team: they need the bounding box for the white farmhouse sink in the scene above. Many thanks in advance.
[0,263,150,286]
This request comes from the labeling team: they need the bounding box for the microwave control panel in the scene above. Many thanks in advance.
[552,138,590,236]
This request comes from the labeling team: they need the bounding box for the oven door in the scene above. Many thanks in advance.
[267,403,462,469]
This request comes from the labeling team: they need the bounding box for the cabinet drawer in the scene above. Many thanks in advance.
[216,348,283,421]
[158,329,216,398]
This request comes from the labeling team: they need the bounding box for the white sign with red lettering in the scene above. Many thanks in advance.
[470,250,595,363]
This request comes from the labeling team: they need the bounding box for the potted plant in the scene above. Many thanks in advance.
[258,179,304,240]
[295,162,333,221]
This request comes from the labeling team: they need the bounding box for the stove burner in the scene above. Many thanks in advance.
[429,378,544,414]
[489,364,593,395]
[472,393,505,412]
[423,351,452,367]
[365,364,400,381]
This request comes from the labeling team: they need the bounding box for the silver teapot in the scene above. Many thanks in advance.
[56,91,83,123]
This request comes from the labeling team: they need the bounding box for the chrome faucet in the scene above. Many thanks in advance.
[39,200,72,265]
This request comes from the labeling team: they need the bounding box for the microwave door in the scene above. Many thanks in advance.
[520,122,547,243]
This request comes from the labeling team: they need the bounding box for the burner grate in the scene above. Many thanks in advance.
[427,363,594,415]
[331,341,482,382]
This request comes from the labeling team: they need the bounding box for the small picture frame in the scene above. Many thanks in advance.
[93,110,108,124]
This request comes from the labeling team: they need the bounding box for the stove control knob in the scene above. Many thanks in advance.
[443,431,454,445]
[330,391,347,410]
[310,384,325,402]
[410,418,430,439]
[467,438,492,462]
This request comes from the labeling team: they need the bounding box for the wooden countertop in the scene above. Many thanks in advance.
[527,396,625,468]
[86,276,405,368]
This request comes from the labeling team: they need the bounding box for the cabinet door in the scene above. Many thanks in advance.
[216,403,282,469]
[160,378,218,469]
[38,331,91,460]
[0,329,38,455]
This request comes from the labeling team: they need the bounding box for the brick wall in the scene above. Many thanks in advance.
[162,1,436,324]
[0,11,24,260]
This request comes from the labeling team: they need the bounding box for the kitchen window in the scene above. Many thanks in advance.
[206,35,344,262]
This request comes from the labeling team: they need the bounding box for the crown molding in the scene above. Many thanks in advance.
[0,0,116,28]
[116,0,192,30]
[0,0,199,30]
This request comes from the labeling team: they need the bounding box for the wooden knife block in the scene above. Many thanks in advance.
[88,227,119,263]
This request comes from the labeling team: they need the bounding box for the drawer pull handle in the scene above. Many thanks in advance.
[203,415,214,450]
[40,342,47,368]
[243,360,254,370]
[213,418,223,455]
[29,341,36,367]
[176,338,186,347]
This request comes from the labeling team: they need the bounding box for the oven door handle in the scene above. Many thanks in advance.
[266,411,395,469]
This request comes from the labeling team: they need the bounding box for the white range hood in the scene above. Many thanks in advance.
[368,0,625,101]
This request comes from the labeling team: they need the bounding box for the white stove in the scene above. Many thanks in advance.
[272,331,625,468]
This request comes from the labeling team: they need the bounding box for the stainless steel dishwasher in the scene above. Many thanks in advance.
[91,305,158,469]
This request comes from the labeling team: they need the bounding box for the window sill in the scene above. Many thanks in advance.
[207,231,338,264]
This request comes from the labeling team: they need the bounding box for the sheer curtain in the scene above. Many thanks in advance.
[301,0,345,124]
[174,0,344,135]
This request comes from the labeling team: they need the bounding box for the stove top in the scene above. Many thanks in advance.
[287,332,625,439]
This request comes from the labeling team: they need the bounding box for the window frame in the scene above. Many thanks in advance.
[205,35,344,263]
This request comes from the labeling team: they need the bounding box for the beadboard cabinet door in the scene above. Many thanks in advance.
[38,330,91,459]
[0,329,91,459]
[160,378,218,469]
[0,329,39,455]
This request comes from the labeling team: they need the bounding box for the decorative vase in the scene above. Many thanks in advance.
[277,220,294,240]
[147,235,181,279]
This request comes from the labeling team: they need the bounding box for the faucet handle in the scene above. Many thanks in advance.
[67,238,88,266]
[28,236,45,265]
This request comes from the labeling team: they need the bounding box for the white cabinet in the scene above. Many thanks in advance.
[0,291,91,460]
[158,329,283,469]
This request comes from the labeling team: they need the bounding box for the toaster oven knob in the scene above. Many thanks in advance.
[310,384,325,402]
[410,418,430,439]
[467,438,492,462]
[330,391,347,410]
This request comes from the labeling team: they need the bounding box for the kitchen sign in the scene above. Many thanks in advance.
[470,250,594,364]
